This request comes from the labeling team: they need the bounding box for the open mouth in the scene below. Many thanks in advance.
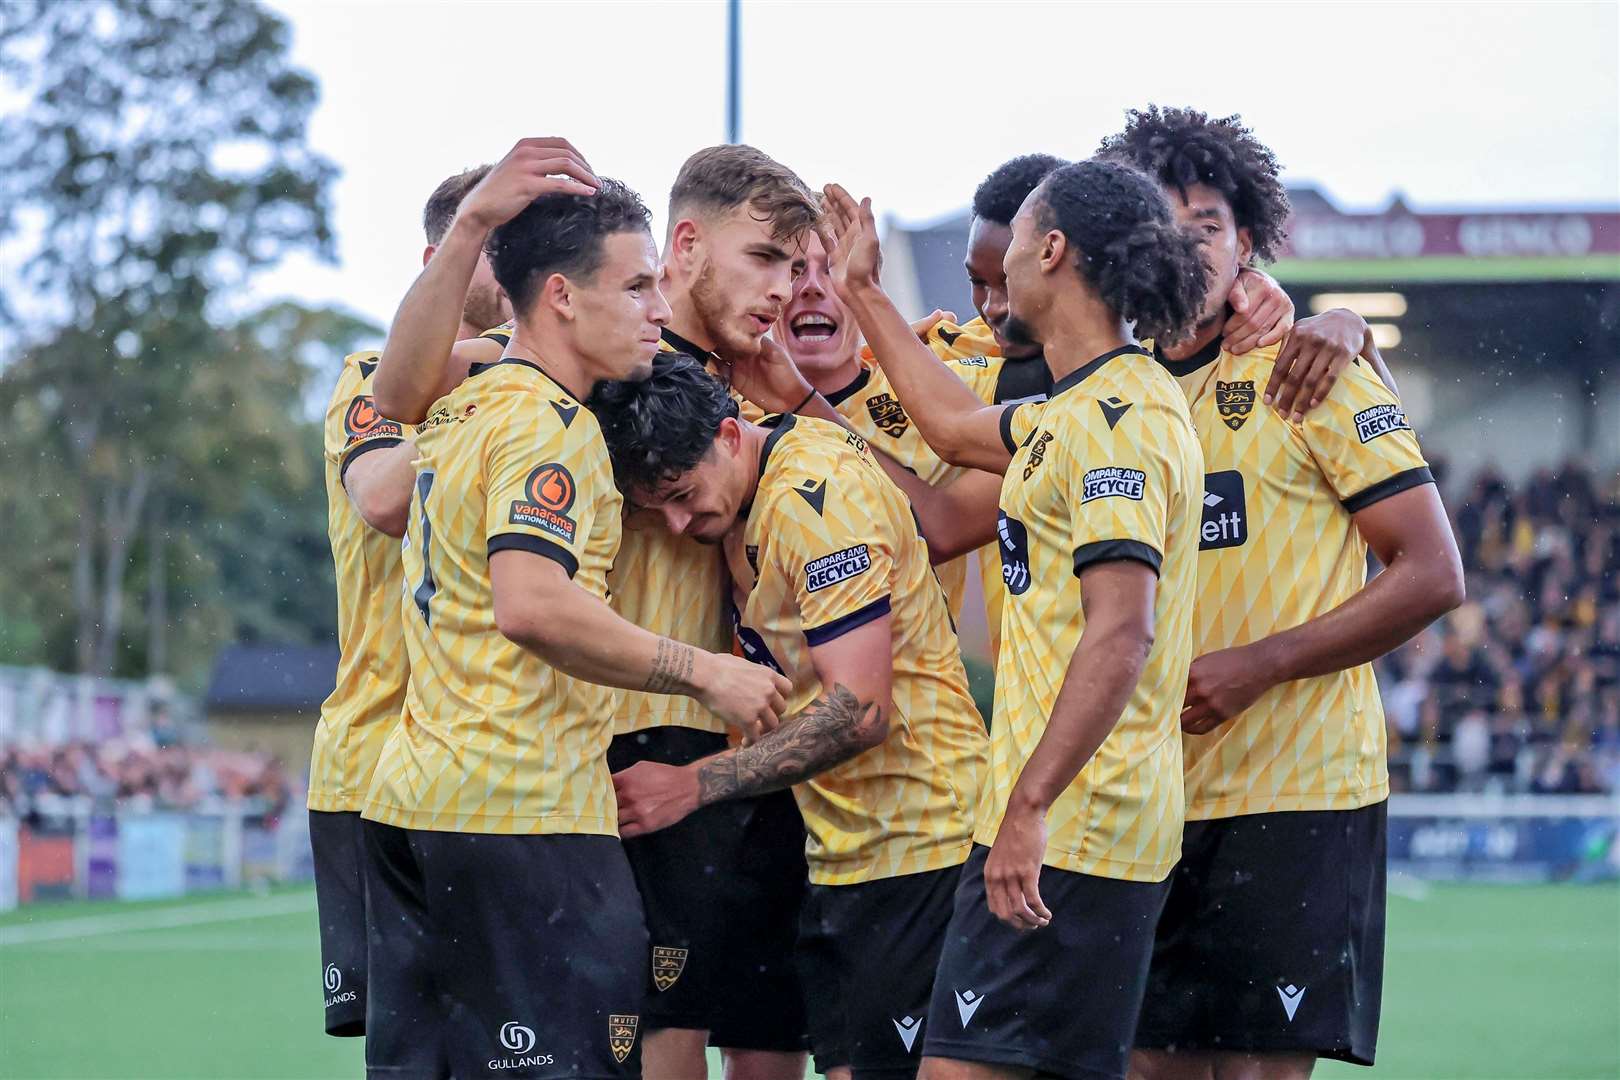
[790,311,839,344]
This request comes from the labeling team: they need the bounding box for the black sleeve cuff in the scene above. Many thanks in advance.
[1342,466,1434,514]
[488,533,579,578]
[338,436,404,484]
[1073,540,1163,578]
[804,596,892,646]
[998,404,1022,455]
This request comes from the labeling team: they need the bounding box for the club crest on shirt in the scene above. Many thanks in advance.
[1216,380,1256,431]
[651,946,688,992]
[866,393,911,438]
[1353,403,1410,443]
[1021,431,1054,480]
[608,1014,639,1063]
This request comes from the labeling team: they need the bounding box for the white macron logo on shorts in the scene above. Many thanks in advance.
[892,1015,921,1051]
[1276,983,1306,1022]
[955,988,984,1027]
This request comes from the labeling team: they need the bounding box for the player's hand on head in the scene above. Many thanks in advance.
[728,334,815,415]
[611,761,700,838]
[1265,308,1368,422]
[456,137,600,234]
[818,184,883,299]
[1180,645,1273,735]
[984,804,1052,931]
[1223,267,1294,356]
[696,652,792,743]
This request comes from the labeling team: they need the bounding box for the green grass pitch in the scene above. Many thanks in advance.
[1,883,1615,1079]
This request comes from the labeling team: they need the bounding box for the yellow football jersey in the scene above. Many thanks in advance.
[602,331,738,735]
[1163,339,1432,819]
[869,317,1055,660]
[483,325,736,736]
[821,361,981,619]
[982,345,1201,882]
[310,352,412,813]
[363,357,624,835]
[731,416,988,886]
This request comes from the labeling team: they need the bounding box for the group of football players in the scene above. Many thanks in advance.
[310,107,1465,1080]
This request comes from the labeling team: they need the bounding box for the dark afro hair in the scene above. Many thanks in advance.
[485,176,652,315]
[1096,105,1290,263]
[1033,159,1209,343]
[971,153,1067,227]
[590,352,739,497]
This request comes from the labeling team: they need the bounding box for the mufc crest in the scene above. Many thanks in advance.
[651,946,688,992]
[608,1014,640,1064]
[866,393,911,438]
[1216,379,1256,431]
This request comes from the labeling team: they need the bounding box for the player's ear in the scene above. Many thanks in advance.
[1039,230,1066,275]
[422,244,436,268]
[542,272,573,321]
[1235,226,1254,266]
[714,416,743,458]
[669,218,702,271]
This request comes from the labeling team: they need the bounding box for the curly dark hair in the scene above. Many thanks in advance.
[1096,105,1290,263]
[484,176,652,314]
[971,153,1067,227]
[1033,159,1208,342]
[591,352,739,496]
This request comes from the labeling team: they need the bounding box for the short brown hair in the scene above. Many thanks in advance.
[668,145,819,243]
[422,164,492,245]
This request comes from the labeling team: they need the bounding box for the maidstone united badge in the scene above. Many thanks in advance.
[1216,380,1256,431]
[866,393,911,438]
[651,946,688,992]
[608,1014,640,1063]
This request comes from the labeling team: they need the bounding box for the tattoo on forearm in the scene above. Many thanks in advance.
[644,637,695,694]
[695,684,880,805]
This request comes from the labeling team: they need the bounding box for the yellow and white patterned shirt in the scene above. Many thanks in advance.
[484,324,737,737]
[310,351,412,813]
[984,346,1202,882]
[1162,338,1432,819]
[363,357,624,835]
[868,317,1054,658]
[731,416,988,885]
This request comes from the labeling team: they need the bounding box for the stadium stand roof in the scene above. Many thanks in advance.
[883,185,1620,321]
[204,643,337,713]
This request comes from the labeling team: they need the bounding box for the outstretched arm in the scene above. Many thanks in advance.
[821,184,1017,474]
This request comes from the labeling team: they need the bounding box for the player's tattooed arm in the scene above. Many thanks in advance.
[490,553,789,734]
[643,637,697,694]
[819,184,1017,474]
[696,684,884,803]
[613,684,885,838]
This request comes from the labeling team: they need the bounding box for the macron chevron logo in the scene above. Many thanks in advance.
[955,988,984,1027]
[1277,983,1306,1022]
[892,1015,921,1051]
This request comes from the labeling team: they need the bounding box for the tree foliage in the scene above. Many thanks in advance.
[0,1,363,684]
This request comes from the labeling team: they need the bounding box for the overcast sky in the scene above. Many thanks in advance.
[258,0,1620,331]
